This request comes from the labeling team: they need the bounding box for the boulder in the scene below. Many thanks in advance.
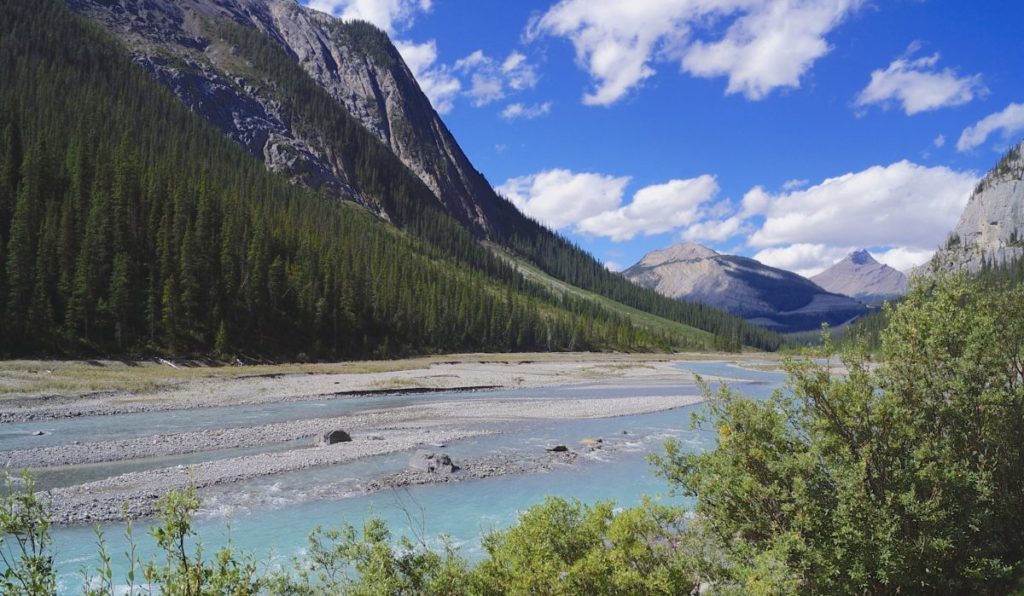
[317,430,352,446]
[545,445,569,452]
[580,438,603,446]
[409,450,457,474]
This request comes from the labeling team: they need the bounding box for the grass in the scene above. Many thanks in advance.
[486,243,715,346]
[0,352,717,399]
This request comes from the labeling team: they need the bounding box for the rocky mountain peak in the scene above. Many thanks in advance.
[624,245,866,333]
[848,249,874,266]
[637,242,718,268]
[67,0,506,235]
[812,249,906,303]
[927,140,1024,274]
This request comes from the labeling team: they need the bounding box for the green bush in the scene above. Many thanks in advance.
[653,275,1024,593]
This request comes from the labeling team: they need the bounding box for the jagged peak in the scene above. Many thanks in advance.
[846,249,876,266]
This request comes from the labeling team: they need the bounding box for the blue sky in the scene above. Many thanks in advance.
[302,0,1024,276]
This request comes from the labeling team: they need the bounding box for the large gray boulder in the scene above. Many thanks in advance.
[317,430,352,446]
[409,450,457,474]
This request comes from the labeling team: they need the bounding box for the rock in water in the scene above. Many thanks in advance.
[409,451,457,473]
[317,430,352,446]
[545,445,569,452]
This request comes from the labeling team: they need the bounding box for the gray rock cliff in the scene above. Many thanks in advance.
[927,141,1024,274]
[66,0,503,233]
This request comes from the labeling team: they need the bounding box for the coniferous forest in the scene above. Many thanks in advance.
[0,0,781,358]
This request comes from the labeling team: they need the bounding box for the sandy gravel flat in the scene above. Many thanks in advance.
[0,355,706,422]
[0,354,742,525]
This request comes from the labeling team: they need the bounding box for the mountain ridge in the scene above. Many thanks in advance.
[811,250,907,304]
[623,242,867,333]
[63,0,783,350]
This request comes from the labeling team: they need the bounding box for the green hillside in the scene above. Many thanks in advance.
[0,0,711,358]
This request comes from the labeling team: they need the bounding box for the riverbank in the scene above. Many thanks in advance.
[0,353,778,525]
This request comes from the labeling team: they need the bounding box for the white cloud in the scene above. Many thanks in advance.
[873,246,934,273]
[529,0,861,106]
[605,261,624,272]
[753,243,851,277]
[747,161,977,250]
[501,101,553,120]
[395,40,461,113]
[855,49,985,115]
[306,0,431,34]
[682,0,861,100]
[502,51,539,90]
[578,176,720,241]
[452,49,540,107]
[681,215,747,243]
[933,134,946,148]
[496,169,631,230]
[957,102,1024,151]
[495,170,719,241]
[782,178,809,191]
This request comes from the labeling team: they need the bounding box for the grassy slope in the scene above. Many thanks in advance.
[487,243,716,347]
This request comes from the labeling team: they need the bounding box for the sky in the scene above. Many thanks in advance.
[301,0,1024,277]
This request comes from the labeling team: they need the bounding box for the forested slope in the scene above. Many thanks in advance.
[0,0,714,358]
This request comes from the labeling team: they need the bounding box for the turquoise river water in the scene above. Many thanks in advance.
[1,360,787,593]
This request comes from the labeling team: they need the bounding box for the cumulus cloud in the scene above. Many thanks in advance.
[496,169,631,230]
[496,170,719,241]
[753,243,852,277]
[454,49,539,106]
[528,0,861,106]
[933,134,946,148]
[578,176,720,241]
[754,244,935,278]
[873,246,934,273]
[395,40,461,113]
[855,49,985,115]
[306,0,431,34]
[957,102,1024,151]
[680,216,748,243]
[747,161,976,250]
[682,0,861,100]
[501,101,553,120]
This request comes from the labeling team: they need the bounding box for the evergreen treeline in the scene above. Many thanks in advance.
[206,19,782,353]
[0,0,702,358]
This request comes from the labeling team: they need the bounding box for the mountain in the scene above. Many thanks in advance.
[0,0,783,356]
[66,0,504,235]
[62,0,783,351]
[927,141,1024,274]
[623,243,868,333]
[811,250,907,305]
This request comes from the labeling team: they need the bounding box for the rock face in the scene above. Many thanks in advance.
[623,242,867,333]
[811,250,907,305]
[317,430,352,446]
[66,0,505,234]
[927,142,1024,274]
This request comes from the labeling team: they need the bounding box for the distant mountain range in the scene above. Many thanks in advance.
[622,243,867,333]
[812,250,907,306]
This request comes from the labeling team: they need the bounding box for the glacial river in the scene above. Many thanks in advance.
[3,360,786,593]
